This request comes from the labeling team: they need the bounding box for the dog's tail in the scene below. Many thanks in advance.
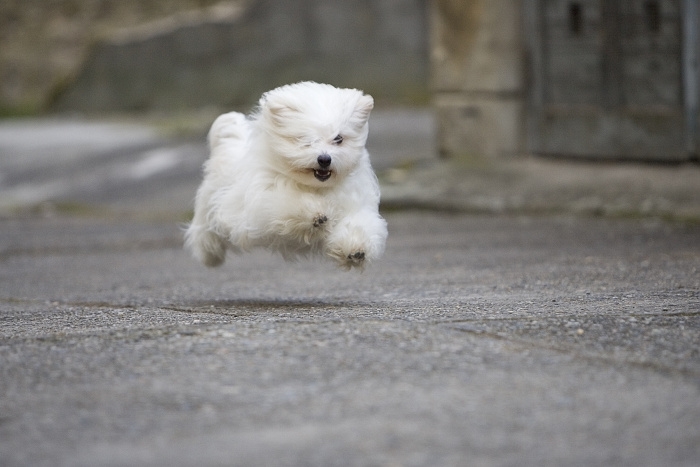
[208,111,248,150]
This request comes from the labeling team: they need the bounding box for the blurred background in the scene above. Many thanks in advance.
[0,0,429,115]
[1,0,699,218]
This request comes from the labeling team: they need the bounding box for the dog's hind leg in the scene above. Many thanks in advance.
[184,224,227,267]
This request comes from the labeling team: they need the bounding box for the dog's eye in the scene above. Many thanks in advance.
[333,135,343,145]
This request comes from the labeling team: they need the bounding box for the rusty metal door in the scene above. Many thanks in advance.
[525,0,698,161]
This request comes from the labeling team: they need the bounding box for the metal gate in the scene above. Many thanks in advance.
[524,0,698,161]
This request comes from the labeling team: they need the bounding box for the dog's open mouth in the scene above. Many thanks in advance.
[313,169,332,182]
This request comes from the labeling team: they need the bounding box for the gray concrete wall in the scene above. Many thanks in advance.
[430,0,526,159]
[524,0,698,161]
[51,0,429,112]
[0,0,232,116]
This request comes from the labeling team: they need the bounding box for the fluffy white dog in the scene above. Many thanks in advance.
[185,82,388,270]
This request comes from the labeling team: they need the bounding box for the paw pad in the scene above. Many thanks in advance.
[313,215,328,228]
[348,251,365,261]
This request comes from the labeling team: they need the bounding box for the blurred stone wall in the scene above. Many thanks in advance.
[430,0,525,159]
[430,0,698,161]
[0,0,230,115]
[43,0,429,113]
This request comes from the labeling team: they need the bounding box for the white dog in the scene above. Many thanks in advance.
[185,82,387,270]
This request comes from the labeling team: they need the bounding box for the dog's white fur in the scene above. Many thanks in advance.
[185,82,388,270]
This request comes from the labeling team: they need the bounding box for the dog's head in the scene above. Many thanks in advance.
[258,82,374,188]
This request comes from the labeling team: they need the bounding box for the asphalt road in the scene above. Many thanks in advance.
[1,212,699,466]
[0,112,699,466]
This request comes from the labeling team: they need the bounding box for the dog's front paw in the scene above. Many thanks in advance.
[345,250,366,269]
[313,214,328,228]
[348,250,365,262]
[326,246,367,270]
[325,212,386,271]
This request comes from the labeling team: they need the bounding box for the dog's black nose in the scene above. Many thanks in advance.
[317,154,332,168]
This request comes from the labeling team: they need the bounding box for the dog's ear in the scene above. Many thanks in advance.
[261,90,300,126]
[349,94,374,128]
[264,101,298,125]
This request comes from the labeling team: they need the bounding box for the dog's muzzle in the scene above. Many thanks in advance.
[314,154,332,182]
